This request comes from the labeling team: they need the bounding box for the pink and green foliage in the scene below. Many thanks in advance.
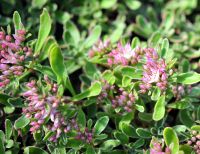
[0,1,200,154]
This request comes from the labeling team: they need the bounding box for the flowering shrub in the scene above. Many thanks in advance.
[0,1,200,154]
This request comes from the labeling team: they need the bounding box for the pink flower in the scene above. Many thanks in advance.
[111,88,135,113]
[0,29,32,89]
[22,76,81,142]
[107,42,142,66]
[88,39,110,58]
[150,139,171,154]
[140,48,168,93]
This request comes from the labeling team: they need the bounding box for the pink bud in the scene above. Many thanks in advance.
[5,35,12,41]
[38,119,44,124]
[0,64,8,70]
[17,29,26,35]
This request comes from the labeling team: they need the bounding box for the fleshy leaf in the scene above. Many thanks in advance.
[177,72,200,84]
[49,44,75,95]
[163,127,179,154]
[24,146,48,154]
[35,8,52,55]
[72,81,102,101]
[83,25,101,48]
[153,95,165,121]
[14,115,30,129]
[94,116,109,135]
[5,119,12,139]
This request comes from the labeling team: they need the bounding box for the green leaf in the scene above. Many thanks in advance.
[119,112,135,130]
[151,87,161,101]
[100,140,120,151]
[147,7,158,24]
[84,62,99,79]
[5,119,12,139]
[114,131,129,144]
[66,149,76,154]
[181,59,190,73]
[163,127,179,154]
[122,75,131,87]
[66,138,83,149]
[0,93,12,106]
[100,0,117,9]
[179,145,192,154]
[161,38,169,58]
[191,125,200,131]
[39,37,57,62]
[72,81,102,101]
[43,132,54,141]
[8,97,25,108]
[136,128,152,138]
[177,72,200,84]
[56,11,70,24]
[162,12,174,32]
[131,37,140,48]
[153,95,165,121]
[33,65,56,81]
[94,116,109,135]
[57,148,66,154]
[63,21,80,46]
[124,0,141,10]
[167,58,177,69]
[35,8,52,55]
[31,0,48,9]
[138,112,152,122]
[77,109,86,128]
[110,23,125,43]
[167,99,190,109]
[121,66,135,77]
[6,139,14,148]
[3,106,14,114]
[0,130,5,154]
[13,11,23,31]
[179,110,194,127]
[121,67,142,79]
[173,125,187,133]
[24,146,48,154]
[95,134,108,140]
[49,44,65,80]
[49,44,75,95]
[86,146,96,154]
[84,25,101,48]
[148,31,161,46]
[131,138,145,149]
[14,115,30,129]
[134,15,153,38]
[102,70,115,84]
[33,131,43,142]
[121,123,138,138]
[135,104,144,112]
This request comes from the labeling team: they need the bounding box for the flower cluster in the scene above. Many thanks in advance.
[22,76,94,143]
[172,85,185,100]
[150,139,171,154]
[107,42,142,66]
[187,131,200,153]
[76,127,94,143]
[22,76,71,141]
[0,29,32,88]
[97,79,114,101]
[111,88,135,113]
[88,39,110,58]
[140,48,168,93]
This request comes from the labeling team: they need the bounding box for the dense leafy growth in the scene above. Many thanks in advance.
[0,0,200,154]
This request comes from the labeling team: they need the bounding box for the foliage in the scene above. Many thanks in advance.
[0,0,200,154]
